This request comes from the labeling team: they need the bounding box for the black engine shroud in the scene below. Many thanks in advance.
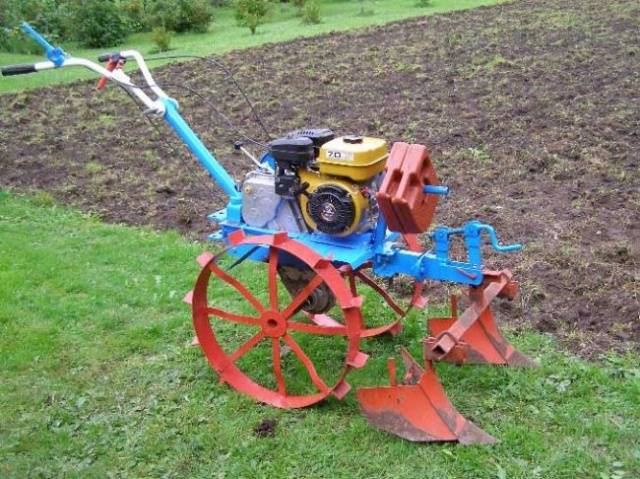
[306,185,356,235]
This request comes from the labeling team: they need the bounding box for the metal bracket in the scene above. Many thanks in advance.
[430,220,523,267]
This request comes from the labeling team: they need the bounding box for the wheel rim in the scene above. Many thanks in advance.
[192,233,365,408]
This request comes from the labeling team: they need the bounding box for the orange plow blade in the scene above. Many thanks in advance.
[425,270,536,367]
[356,349,496,444]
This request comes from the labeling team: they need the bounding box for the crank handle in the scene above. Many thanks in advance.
[471,222,523,253]
[97,56,126,90]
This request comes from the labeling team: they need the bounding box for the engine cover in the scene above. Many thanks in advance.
[297,169,371,236]
[307,185,356,235]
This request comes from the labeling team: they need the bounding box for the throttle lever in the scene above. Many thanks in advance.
[96,55,125,91]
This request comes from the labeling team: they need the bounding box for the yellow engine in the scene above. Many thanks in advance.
[266,130,388,236]
[298,136,387,235]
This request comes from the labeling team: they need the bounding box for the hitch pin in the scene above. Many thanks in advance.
[423,185,450,196]
[455,268,478,280]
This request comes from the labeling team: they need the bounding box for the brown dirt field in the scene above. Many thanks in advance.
[0,0,638,357]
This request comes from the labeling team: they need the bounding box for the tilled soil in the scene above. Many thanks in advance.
[1,0,638,357]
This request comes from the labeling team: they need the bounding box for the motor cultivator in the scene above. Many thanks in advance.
[3,24,536,444]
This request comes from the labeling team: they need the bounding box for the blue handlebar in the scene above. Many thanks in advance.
[7,21,244,223]
[20,22,66,67]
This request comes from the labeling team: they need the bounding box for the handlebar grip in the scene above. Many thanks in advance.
[98,52,119,63]
[1,64,37,76]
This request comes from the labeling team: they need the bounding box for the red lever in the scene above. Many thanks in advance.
[97,58,124,90]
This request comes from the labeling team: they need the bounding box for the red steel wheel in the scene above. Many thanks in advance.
[191,232,367,408]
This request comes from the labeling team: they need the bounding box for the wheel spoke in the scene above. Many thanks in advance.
[307,312,345,328]
[355,269,405,316]
[208,262,265,313]
[229,331,265,363]
[206,307,260,327]
[268,247,279,310]
[281,274,325,320]
[271,338,286,395]
[287,320,347,336]
[345,269,358,296]
[283,334,329,394]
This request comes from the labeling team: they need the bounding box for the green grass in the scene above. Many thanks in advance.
[0,0,506,94]
[1,191,639,478]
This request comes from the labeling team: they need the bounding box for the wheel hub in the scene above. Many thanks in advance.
[261,310,287,337]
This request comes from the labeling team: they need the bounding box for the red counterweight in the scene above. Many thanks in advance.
[376,142,441,233]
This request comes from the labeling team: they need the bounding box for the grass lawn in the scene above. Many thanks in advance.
[1,190,639,478]
[0,0,506,94]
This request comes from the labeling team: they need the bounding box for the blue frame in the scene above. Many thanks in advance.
[162,99,243,223]
[207,209,519,286]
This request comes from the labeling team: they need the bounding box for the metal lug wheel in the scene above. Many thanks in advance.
[191,233,367,408]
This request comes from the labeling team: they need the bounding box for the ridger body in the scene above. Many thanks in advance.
[4,24,536,444]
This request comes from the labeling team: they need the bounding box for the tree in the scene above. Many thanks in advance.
[69,0,130,48]
[149,0,214,33]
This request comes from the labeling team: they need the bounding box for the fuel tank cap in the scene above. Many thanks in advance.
[343,135,364,144]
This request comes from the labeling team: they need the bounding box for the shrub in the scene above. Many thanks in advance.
[174,0,214,33]
[0,0,70,52]
[0,0,212,51]
[148,0,174,29]
[235,0,269,35]
[69,0,130,48]
[301,1,321,24]
[151,26,173,52]
[122,0,151,33]
[0,26,42,54]
[149,0,213,33]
